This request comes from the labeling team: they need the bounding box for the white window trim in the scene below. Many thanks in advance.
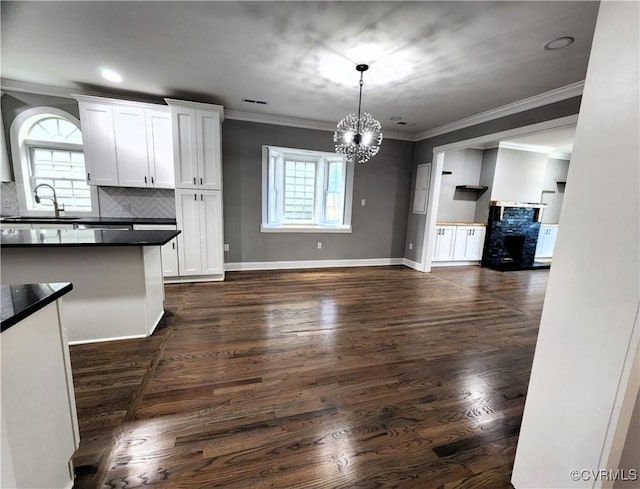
[9,107,99,217]
[261,145,354,233]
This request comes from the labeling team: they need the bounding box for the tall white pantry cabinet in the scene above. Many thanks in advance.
[166,99,225,281]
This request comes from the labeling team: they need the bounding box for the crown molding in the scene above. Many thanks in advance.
[414,80,584,142]
[225,109,414,141]
[1,79,77,99]
[2,78,582,144]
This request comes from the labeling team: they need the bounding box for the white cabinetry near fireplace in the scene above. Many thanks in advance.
[535,224,558,260]
[433,224,486,265]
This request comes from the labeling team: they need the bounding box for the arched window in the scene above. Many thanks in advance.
[10,108,96,215]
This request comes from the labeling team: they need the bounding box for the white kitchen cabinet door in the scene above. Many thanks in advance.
[175,189,223,277]
[146,110,174,189]
[197,110,222,190]
[171,107,198,189]
[433,225,456,261]
[535,224,558,258]
[133,224,179,277]
[113,106,149,188]
[78,102,119,186]
[176,190,202,275]
[199,190,223,275]
[453,226,486,261]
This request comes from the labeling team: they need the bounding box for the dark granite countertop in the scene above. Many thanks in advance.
[0,216,176,225]
[1,282,73,332]
[0,228,180,248]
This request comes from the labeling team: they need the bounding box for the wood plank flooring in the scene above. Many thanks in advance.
[70,265,548,488]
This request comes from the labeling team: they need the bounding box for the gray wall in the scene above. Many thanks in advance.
[614,388,640,489]
[405,96,582,263]
[222,120,414,263]
[474,148,498,224]
[1,91,81,173]
[541,157,570,224]
[436,148,483,223]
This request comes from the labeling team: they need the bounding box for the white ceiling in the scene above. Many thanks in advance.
[1,1,599,135]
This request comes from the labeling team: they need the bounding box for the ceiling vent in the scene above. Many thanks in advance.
[242,98,268,105]
[396,121,416,126]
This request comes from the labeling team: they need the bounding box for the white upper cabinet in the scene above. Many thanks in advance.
[77,101,119,186]
[166,99,224,190]
[146,110,174,189]
[74,95,174,188]
[113,105,148,188]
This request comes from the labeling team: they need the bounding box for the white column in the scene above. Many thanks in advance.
[512,1,639,488]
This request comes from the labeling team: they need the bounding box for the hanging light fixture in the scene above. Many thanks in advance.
[334,64,383,164]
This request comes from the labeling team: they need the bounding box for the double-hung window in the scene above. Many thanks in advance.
[262,145,353,232]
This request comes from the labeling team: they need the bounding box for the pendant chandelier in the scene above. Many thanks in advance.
[333,64,383,164]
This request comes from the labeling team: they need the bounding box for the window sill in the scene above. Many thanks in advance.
[261,224,352,234]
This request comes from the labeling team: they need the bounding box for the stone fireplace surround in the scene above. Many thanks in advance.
[481,201,550,271]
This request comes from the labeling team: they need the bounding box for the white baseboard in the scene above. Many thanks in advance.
[403,258,423,271]
[431,261,481,267]
[224,257,404,272]
[164,275,225,284]
[68,333,147,346]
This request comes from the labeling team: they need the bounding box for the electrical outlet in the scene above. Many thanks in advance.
[361,198,366,206]
[317,241,322,250]
[121,203,131,212]
[224,243,230,252]
[409,242,413,250]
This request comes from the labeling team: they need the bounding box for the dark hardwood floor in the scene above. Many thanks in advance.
[70,265,548,488]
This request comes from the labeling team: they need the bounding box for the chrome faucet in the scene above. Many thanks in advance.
[34,183,64,217]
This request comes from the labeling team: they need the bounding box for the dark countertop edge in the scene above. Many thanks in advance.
[1,282,73,332]
[0,216,177,225]
[0,229,181,248]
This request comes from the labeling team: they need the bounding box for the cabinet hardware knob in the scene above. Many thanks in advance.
[193,177,196,184]
[201,194,203,201]
[172,242,175,249]
[151,176,154,184]
[194,193,197,200]
[200,177,203,185]
[144,176,147,183]
[87,173,91,181]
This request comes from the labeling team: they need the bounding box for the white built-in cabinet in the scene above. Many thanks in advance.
[74,95,174,189]
[133,224,179,277]
[77,100,119,186]
[166,99,225,280]
[453,226,486,261]
[433,225,456,261]
[433,224,486,264]
[167,101,222,190]
[175,189,223,276]
[535,224,558,259]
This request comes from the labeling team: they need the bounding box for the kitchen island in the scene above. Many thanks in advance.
[0,228,180,344]
[1,282,79,489]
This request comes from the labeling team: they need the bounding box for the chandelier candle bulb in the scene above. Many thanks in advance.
[334,64,383,164]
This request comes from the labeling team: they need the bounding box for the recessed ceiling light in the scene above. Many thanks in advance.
[100,67,123,83]
[544,36,575,51]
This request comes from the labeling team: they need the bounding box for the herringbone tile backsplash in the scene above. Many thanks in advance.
[1,183,176,219]
[98,187,176,218]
